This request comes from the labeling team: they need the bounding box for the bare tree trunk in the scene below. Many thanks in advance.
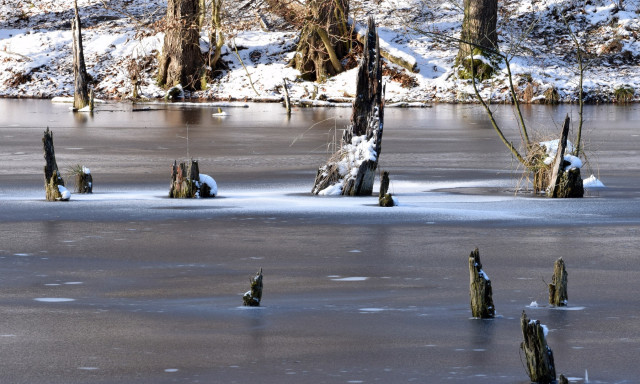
[158,0,203,91]
[72,0,89,110]
[207,0,224,75]
[293,0,350,82]
[457,0,498,62]
[42,128,69,201]
[311,17,383,196]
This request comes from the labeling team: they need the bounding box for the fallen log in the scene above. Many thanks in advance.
[242,268,263,306]
[520,311,556,384]
[548,258,568,307]
[468,248,495,318]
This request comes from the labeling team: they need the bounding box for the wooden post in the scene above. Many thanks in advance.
[71,0,89,111]
[42,128,69,201]
[548,258,568,307]
[283,78,291,115]
[468,248,495,318]
[243,268,263,306]
[311,17,384,196]
[520,311,556,384]
[378,170,395,207]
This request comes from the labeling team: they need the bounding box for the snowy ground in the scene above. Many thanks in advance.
[0,0,638,103]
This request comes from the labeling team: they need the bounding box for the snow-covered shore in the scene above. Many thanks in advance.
[0,0,638,104]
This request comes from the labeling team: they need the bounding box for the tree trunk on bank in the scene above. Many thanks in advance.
[72,0,89,111]
[468,248,495,318]
[206,0,225,81]
[548,258,568,307]
[42,128,69,201]
[457,0,498,62]
[520,311,557,384]
[158,0,203,91]
[293,0,350,82]
[311,17,384,196]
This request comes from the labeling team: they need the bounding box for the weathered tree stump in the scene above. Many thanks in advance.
[468,248,495,318]
[73,166,93,194]
[242,268,263,307]
[42,128,70,201]
[548,258,568,307]
[283,78,292,115]
[378,170,395,207]
[520,311,556,384]
[311,17,384,196]
[71,0,90,111]
[548,115,584,198]
[558,374,569,384]
[169,159,217,198]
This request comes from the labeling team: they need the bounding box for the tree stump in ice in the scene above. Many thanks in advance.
[169,160,199,198]
[520,311,556,384]
[311,17,384,196]
[73,165,93,194]
[468,248,495,318]
[243,268,263,307]
[547,115,583,198]
[559,374,569,384]
[71,0,89,111]
[378,170,395,207]
[548,258,568,307]
[42,128,70,201]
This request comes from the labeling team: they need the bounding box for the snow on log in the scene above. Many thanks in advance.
[311,17,384,196]
[468,248,495,318]
[242,268,263,307]
[520,311,556,384]
[42,128,69,201]
[548,258,568,307]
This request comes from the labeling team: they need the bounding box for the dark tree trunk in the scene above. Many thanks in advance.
[42,128,68,201]
[468,248,495,318]
[158,0,203,91]
[457,0,498,63]
[293,0,350,82]
[548,115,584,198]
[520,311,556,384]
[72,0,89,110]
[311,17,384,196]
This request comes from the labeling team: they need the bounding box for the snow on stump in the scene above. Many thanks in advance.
[311,17,384,196]
[520,311,556,384]
[468,248,495,318]
[547,115,584,198]
[169,160,217,198]
[378,171,395,207]
[242,268,263,307]
[42,128,70,201]
[72,165,92,194]
[548,258,568,307]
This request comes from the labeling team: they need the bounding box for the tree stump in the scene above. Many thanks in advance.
[468,248,495,318]
[520,311,556,384]
[548,258,568,307]
[74,166,93,194]
[157,0,203,91]
[169,160,217,198]
[42,128,70,201]
[71,0,89,111]
[242,268,263,307]
[548,115,584,198]
[311,17,384,196]
[378,170,395,207]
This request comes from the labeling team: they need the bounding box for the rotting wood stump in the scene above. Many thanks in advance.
[243,268,263,307]
[169,160,199,198]
[548,115,583,198]
[378,170,395,207]
[548,258,568,307]
[42,127,70,201]
[468,248,495,318]
[73,166,93,194]
[311,17,384,196]
[520,311,556,384]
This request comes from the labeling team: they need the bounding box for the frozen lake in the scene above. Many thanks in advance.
[1,100,639,383]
